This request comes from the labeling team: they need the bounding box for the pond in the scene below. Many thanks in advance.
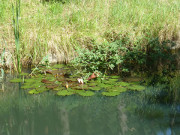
[0,68,180,135]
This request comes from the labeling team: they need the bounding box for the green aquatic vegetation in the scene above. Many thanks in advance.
[25,79,37,83]
[108,87,127,92]
[52,64,65,69]
[88,82,98,87]
[53,87,65,91]
[10,78,23,83]
[115,82,130,87]
[111,76,120,79]
[43,75,56,82]
[72,85,89,90]
[20,73,28,76]
[127,85,146,91]
[104,79,118,84]
[89,86,101,91]
[102,91,120,97]
[57,90,74,96]
[98,83,112,88]
[28,89,39,94]
[36,87,49,93]
[78,91,95,97]
[21,84,35,89]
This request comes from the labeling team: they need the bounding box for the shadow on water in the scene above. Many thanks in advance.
[0,73,180,135]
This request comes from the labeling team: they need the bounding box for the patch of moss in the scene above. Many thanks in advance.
[102,91,120,97]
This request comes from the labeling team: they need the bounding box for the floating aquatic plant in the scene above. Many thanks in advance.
[10,78,23,83]
[102,91,120,97]
[108,87,127,92]
[78,91,95,97]
[111,76,119,79]
[116,82,130,87]
[89,86,101,91]
[28,89,39,94]
[57,90,74,96]
[52,64,65,68]
[127,85,145,91]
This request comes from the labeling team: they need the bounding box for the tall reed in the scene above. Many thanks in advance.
[12,0,21,73]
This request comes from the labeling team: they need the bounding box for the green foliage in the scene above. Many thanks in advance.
[78,91,95,97]
[72,40,127,74]
[10,78,23,83]
[12,0,21,73]
[57,90,74,96]
[102,91,120,97]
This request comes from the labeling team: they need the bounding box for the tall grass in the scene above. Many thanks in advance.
[0,0,179,66]
[12,0,21,73]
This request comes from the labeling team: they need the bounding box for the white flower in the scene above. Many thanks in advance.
[77,78,84,84]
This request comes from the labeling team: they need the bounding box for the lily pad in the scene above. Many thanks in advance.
[52,64,65,69]
[28,89,39,94]
[53,87,65,91]
[57,90,74,96]
[88,82,98,87]
[46,84,59,89]
[99,83,112,88]
[10,78,23,83]
[111,76,119,79]
[25,79,36,83]
[21,84,35,89]
[89,86,101,91]
[108,87,127,92]
[102,91,120,97]
[20,73,29,76]
[104,79,118,84]
[127,85,146,91]
[78,91,95,97]
[36,87,49,92]
[116,82,130,87]
[71,85,88,90]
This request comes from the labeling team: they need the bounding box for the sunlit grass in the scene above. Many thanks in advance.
[0,0,179,65]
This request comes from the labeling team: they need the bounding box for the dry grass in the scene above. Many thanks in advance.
[0,0,179,66]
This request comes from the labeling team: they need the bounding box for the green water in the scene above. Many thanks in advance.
[0,74,180,135]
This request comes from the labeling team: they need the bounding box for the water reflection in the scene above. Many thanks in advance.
[0,74,180,135]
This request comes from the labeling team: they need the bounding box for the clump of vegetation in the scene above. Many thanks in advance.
[9,64,146,97]
[0,0,179,67]
[72,37,177,80]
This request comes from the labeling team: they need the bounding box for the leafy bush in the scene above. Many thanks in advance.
[72,40,127,74]
[72,37,177,79]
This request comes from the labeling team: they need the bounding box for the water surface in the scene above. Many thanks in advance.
[0,73,180,135]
